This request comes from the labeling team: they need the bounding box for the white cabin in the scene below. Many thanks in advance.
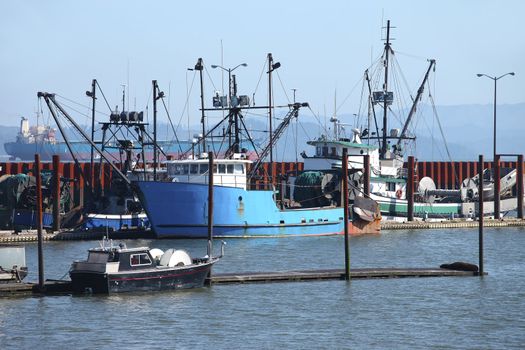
[301,133,407,199]
[303,136,380,172]
[166,157,252,190]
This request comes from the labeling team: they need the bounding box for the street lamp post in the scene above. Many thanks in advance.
[211,63,248,107]
[477,71,515,220]
[476,72,515,160]
[211,62,247,153]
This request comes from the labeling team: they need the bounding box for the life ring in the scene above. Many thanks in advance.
[395,189,403,199]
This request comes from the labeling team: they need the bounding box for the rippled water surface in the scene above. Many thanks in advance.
[1,227,524,349]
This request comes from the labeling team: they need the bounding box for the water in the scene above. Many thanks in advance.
[1,227,525,349]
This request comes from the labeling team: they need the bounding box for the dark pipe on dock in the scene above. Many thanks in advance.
[363,154,370,196]
[34,154,45,290]
[407,156,415,221]
[52,155,61,231]
[518,154,524,219]
[494,155,500,219]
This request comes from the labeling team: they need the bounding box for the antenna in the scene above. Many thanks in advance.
[127,58,130,114]
[121,84,126,112]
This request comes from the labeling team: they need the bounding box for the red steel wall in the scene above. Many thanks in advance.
[0,160,520,203]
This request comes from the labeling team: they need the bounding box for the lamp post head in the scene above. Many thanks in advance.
[211,65,219,69]
[476,74,483,77]
[510,72,515,76]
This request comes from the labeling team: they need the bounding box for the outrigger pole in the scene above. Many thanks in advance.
[395,59,436,153]
[38,92,131,185]
[87,79,96,194]
[248,102,308,180]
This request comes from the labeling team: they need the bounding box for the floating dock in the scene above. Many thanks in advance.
[210,267,479,284]
[0,267,480,297]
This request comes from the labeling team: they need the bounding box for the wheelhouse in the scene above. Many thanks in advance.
[166,157,252,190]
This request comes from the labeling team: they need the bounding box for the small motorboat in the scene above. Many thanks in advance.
[69,238,223,294]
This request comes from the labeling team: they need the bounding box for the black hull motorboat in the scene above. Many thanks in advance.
[70,240,222,294]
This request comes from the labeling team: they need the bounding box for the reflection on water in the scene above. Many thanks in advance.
[1,227,524,349]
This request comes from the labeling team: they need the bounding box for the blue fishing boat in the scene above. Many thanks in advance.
[133,157,371,238]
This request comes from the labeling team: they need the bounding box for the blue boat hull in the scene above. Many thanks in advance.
[133,181,346,238]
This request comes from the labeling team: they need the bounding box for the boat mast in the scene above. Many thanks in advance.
[268,53,274,163]
[195,58,206,153]
[381,20,392,159]
[233,75,240,154]
[152,80,158,181]
[267,53,281,183]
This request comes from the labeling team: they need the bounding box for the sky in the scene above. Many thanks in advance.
[0,0,523,129]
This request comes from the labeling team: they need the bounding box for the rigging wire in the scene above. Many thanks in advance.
[95,81,114,112]
[203,65,219,134]
[274,70,291,104]
[429,90,459,180]
[160,95,183,154]
[173,70,197,142]
[335,74,364,116]
[252,56,269,104]
[306,106,329,137]
[395,50,429,61]
[391,54,415,103]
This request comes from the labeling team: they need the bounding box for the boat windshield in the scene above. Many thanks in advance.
[87,251,110,263]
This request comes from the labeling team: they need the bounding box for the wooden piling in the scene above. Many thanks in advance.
[478,155,484,276]
[34,154,45,290]
[342,148,350,280]
[207,152,214,262]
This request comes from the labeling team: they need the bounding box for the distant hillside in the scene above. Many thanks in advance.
[412,103,525,161]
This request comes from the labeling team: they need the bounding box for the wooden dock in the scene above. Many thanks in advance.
[0,218,522,242]
[381,218,525,230]
[0,267,479,296]
[210,267,479,284]
[0,280,72,296]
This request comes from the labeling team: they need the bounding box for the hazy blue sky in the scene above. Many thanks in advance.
[1,0,523,128]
